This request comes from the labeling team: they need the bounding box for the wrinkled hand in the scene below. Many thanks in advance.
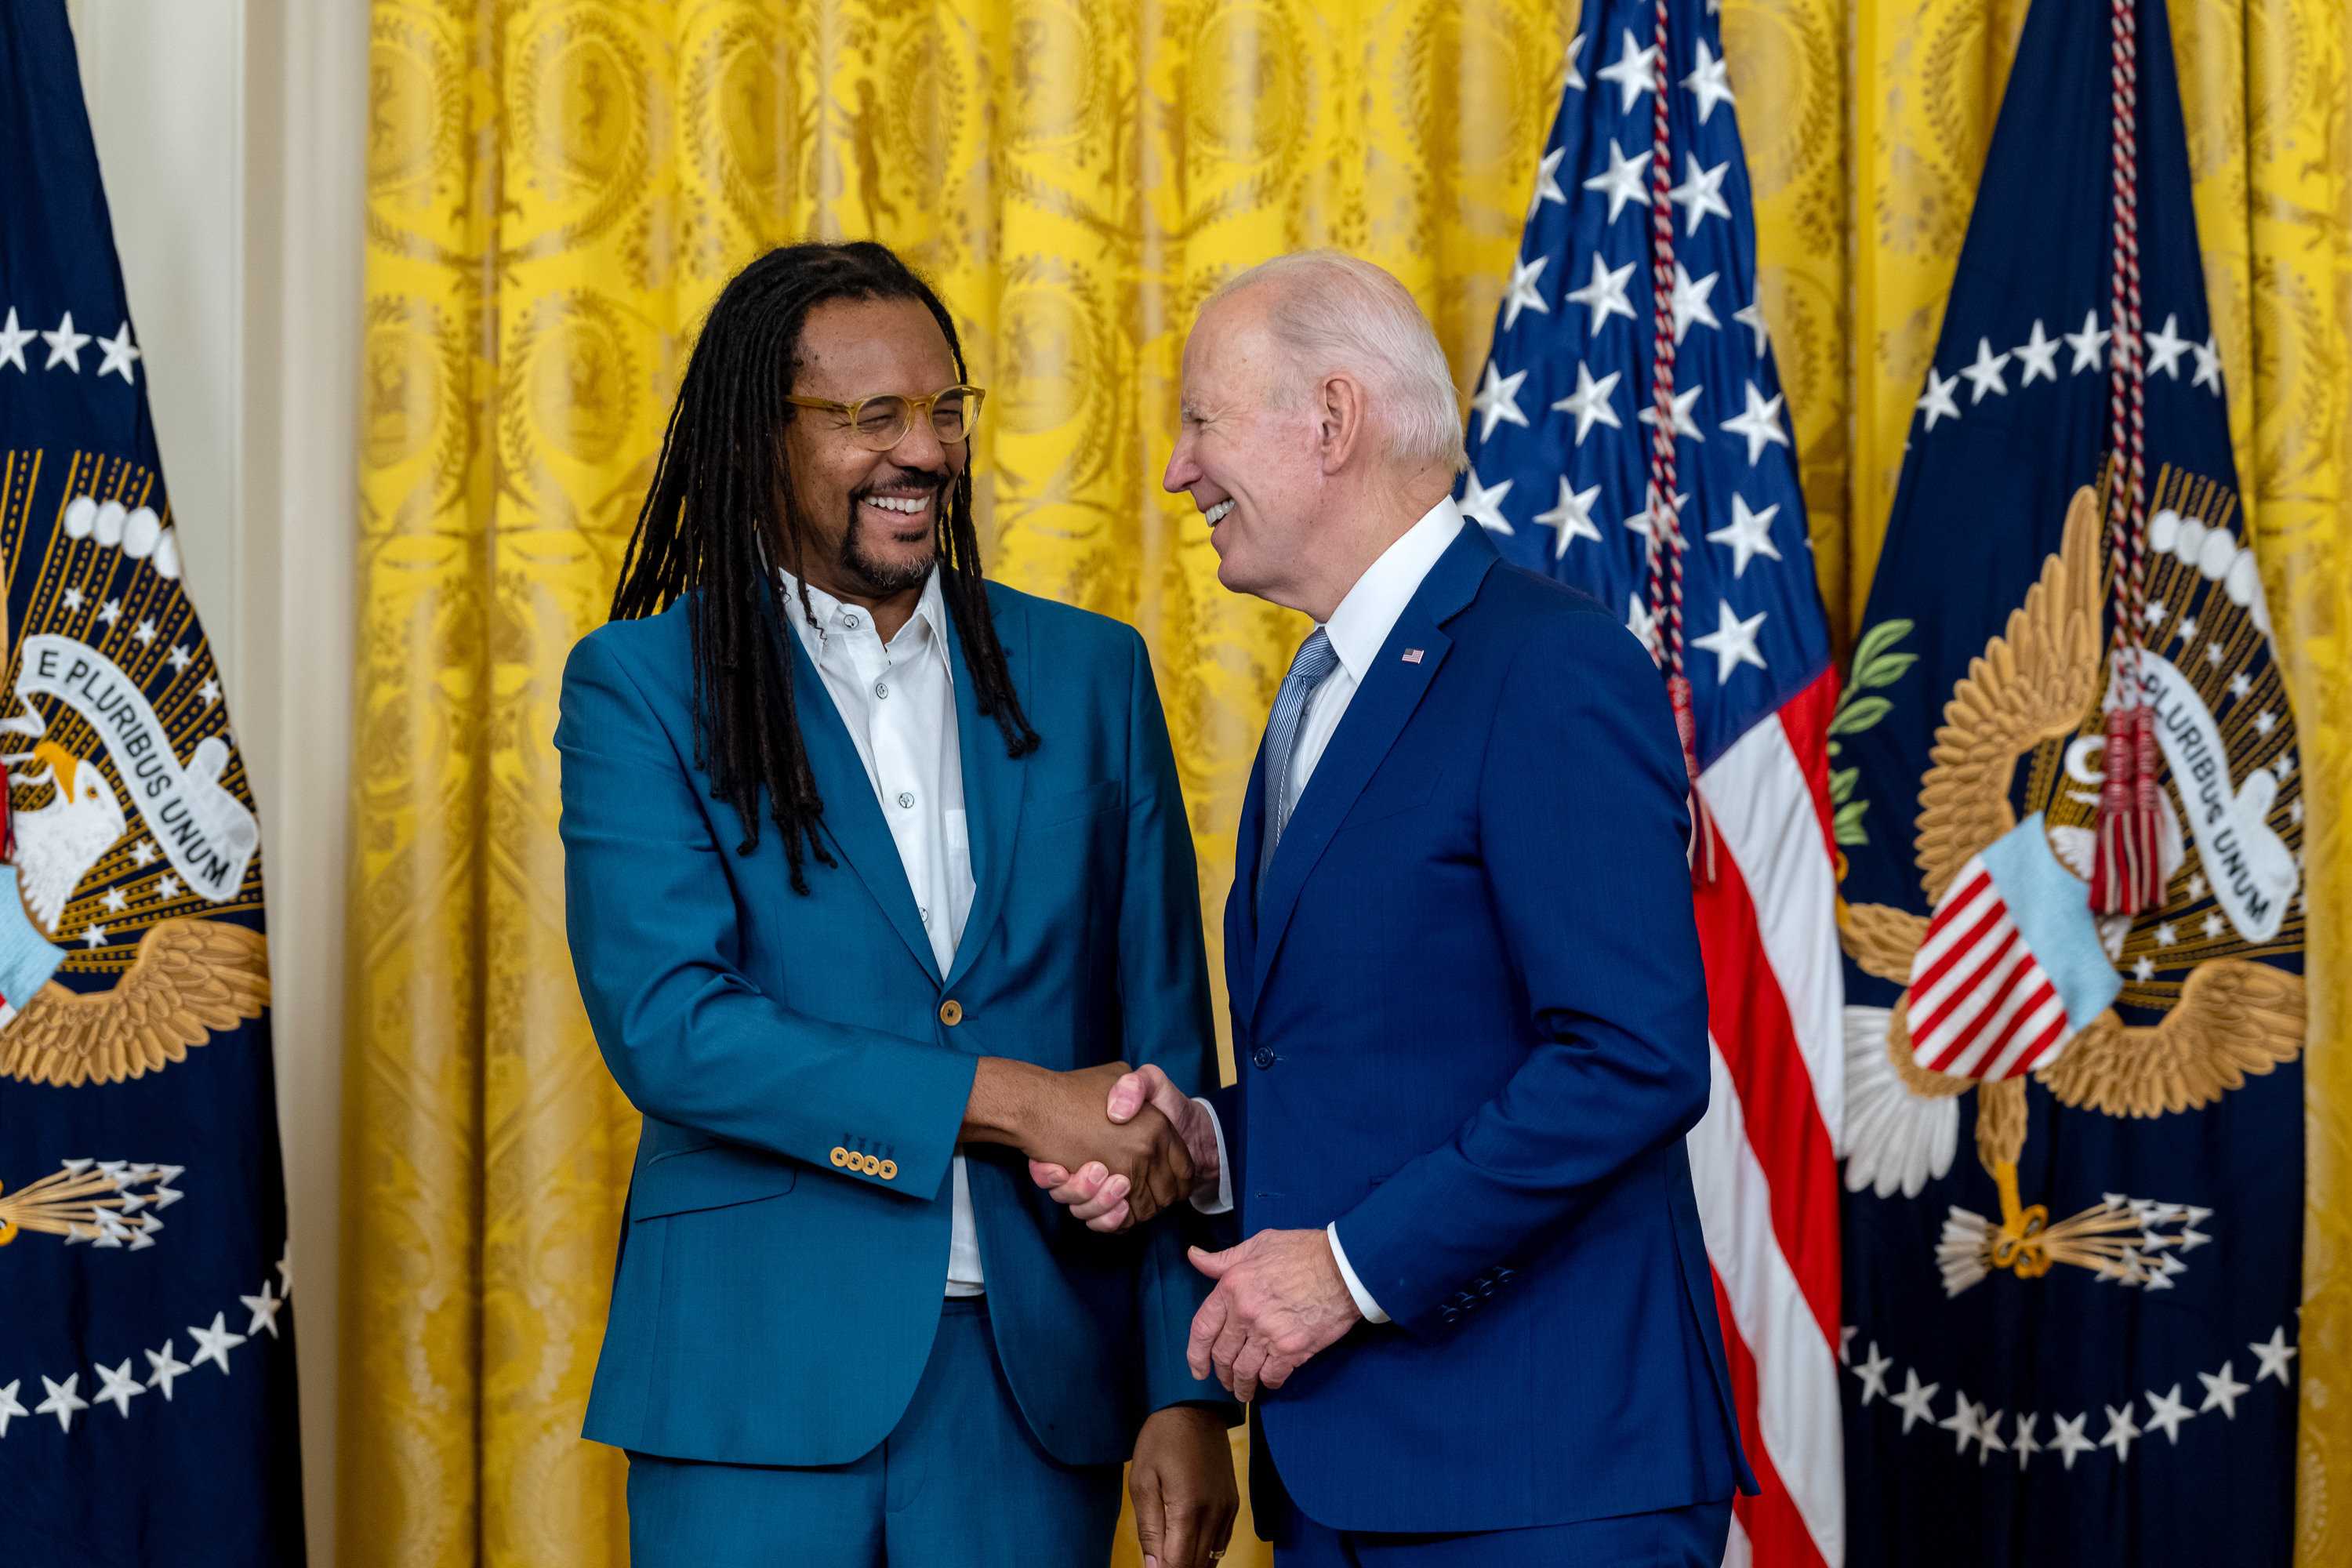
[1127,1404,1238,1568]
[1029,1063,1221,1232]
[1023,1062,1196,1226]
[1187,1229,1362,1401]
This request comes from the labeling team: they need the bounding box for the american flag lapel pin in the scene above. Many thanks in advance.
[1401,648,1425,663]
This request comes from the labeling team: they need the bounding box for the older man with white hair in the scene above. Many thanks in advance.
[1035,251,1754,1564]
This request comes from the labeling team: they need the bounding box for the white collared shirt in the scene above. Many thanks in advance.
[779,568,985,1296]
[1282,494,1466,819]
[1194,494,1467,1326]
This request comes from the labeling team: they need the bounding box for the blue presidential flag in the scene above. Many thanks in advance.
[1460,5,1846,1563]
[0,6,304,1564]
[1831,1,2304,1563]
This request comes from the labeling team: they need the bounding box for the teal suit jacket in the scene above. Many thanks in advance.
[555,582,1229,1467]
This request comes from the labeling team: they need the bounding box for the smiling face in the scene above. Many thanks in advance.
[782,295,965,604]
[1161,290,1330,611]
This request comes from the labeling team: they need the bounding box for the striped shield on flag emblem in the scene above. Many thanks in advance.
[1906,811,2124,1080]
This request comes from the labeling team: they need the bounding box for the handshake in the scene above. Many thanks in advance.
[985,1059,1365,1405]
[972,1059,1215,1230]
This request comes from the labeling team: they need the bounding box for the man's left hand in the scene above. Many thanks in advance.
[1128,1404,1238,1568]
[1186,1230,1362,1401]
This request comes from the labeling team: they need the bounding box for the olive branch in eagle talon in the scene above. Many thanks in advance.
[0,1159,183,1250]
[1837,485,2306,1292]
[1826,617,1917,852]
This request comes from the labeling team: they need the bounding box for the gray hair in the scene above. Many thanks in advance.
[1206,251,1468,474]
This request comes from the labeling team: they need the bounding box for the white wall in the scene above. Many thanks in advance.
[67,2,367,1562]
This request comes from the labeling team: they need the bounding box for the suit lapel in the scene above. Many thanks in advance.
[1226,724,1272,1020]
[1247,524,1500,1016]
[944,588,1029,993]
[784,615,945,985]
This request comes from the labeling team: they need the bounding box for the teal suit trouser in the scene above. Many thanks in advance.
[626,1301,1124,1566]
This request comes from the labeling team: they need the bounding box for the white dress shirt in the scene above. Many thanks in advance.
[780,568,985,1296]
[1194,495,1468,1324]
[1283,495,1467,825]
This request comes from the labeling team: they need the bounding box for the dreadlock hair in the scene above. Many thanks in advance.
[608,241,1039,893]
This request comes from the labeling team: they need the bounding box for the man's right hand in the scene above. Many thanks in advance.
[1029,1064,1220,1232]
[1025,1062,1199,1225]
[964,1059,1198,1226]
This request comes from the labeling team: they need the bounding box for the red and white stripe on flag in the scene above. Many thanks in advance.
[1686,667,1846,1568]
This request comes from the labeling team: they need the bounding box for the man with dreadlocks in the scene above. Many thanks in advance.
[554,241,1240,1568]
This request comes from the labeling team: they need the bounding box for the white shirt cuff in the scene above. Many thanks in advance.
[1188,1096,1234,1215]
[1326,1221,1389,1323]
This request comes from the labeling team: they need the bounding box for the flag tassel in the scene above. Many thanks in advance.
[2088,0,2163,917]
[1669,673,1719,885]
[2090,702,2162,913]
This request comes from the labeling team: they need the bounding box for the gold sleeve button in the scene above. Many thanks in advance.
[938,999,964,1026]
[878,1160,898,1181]
[829,1146,850,1167]
[860,1153,883,1175]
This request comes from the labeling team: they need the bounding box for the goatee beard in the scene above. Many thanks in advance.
[839,492,940,597]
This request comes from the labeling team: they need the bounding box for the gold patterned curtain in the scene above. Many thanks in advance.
[340,2,2350,1566]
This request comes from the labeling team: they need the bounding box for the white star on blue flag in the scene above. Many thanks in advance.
[1457,0,1831,771]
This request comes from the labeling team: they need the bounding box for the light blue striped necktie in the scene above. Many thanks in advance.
[1258,628,1341,898]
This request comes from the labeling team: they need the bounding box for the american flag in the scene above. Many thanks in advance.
[1456,4,1843,1564]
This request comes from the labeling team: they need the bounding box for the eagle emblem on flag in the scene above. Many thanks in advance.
[1839,486,2305,1296]
[0,474,270,1271]
[0,475,271,1096]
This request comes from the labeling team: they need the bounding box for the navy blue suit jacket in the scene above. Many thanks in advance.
[1213,523,1756,1534]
